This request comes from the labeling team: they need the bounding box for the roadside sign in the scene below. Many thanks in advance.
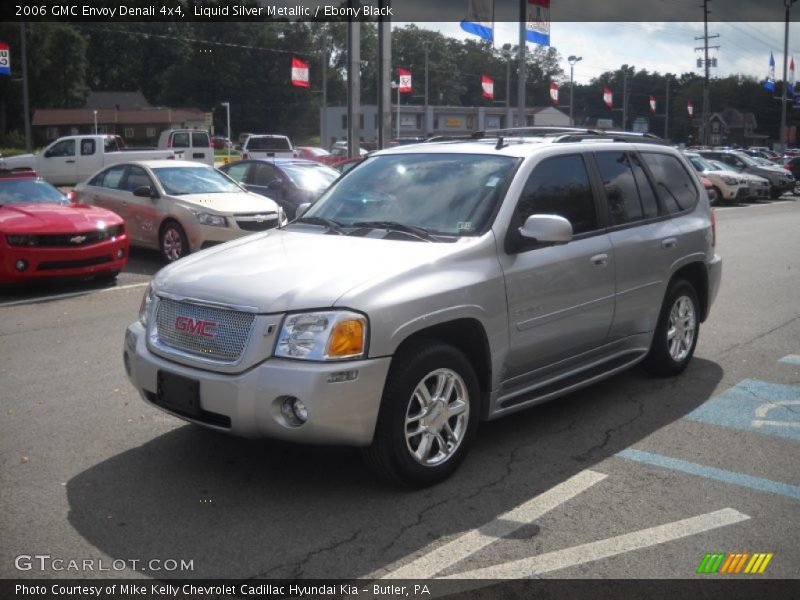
[0,42,10,76]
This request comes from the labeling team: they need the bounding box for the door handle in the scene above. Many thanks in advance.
[65,159,76,164]
[590,253,609,266]
[662,237,678,249]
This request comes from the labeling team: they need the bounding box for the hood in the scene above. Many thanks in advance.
[0,203,123,234]
[153,229,469,313]
[2,154,36,169]
[175,191,280,215]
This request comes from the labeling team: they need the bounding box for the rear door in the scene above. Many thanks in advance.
[497,153,615,382]
[189,131,214,165]
[593,150,682,340]
[84,164,130,220]
[119,165,161,247]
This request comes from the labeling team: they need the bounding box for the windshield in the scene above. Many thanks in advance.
[246,137,291,151]
[734,153,759,167]
[0,180,67,206]
[688,156,716,172]
[306,153,519,236]
[152,166,242,195]
[709,160,732,172]
[281,163,338,191]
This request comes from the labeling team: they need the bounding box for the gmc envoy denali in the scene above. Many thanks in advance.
[125,128,722,486]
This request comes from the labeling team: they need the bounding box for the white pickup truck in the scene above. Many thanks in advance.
[3,135,180,186]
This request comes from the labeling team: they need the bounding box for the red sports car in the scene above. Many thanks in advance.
[0,172,129,284]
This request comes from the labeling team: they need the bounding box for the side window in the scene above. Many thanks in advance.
[252,163,279,187]
[80,139,96,156]
[47,139,76,158]
[104,137,119,152]
[191,132,210,147]
[122,166,153,192]
[630,154,659,218]
[516,154,598,235]
[171,132,190,148]
[595,151,645,226]
[224,163,249,183]
[99,166,126,190]
[641,152,699,213]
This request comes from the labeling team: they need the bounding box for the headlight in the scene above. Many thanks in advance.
[275,310,367,361]
[6,234,38,246]
[193,211,228,227]
[721,176,736,185]
[138,283,155,327]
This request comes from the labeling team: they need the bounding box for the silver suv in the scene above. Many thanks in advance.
[125,129,722,486]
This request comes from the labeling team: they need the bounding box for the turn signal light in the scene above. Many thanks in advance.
[326,319,365,358]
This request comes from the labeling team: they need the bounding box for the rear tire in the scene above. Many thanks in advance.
[159,221,189,263]
[642,279,700,377]
[362,341,480,487]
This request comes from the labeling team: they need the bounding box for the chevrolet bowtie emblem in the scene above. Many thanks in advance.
[70,235,87,244]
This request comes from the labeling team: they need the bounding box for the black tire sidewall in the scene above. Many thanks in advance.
[375,342,480,487]
[645,279,700,376]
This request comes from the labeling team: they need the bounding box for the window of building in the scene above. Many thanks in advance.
[146,127,156,138]
[45,127,59,140]
[516,154,598,235]
[124,127,135,139]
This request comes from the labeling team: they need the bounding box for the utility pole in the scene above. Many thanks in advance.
[423,40,430,137]
[20,23,32,152]
[665,75,671,140]
[320,30,327,148]
[622,68,629,130]
[517,1,526,128]
[695,0,719,146]
[780,0,798,151]
[346,4,360,158]
[377,1,391,149]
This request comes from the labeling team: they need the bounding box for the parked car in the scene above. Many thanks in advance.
[157,129,214,166]
[124,129,721,486]
[783,155,800,179]
[1,135,179,186]
[0,170,128,283]
[684,152,746,204]
[698,149,794,198]
[295,146,335,164]
[212,136,232,151]
[219,158,339,220]
[75,160,285,263]
[698,175,717,204]
[241,134,296,160]
[708,160,770,200]
[329,145,369,160]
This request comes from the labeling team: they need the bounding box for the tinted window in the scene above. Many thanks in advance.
[516,154,598,235]
[171,132,190,148]
[98,165,126,189]
[595,151,645,225]
[223,163,249,183]
[123,166,152,192]
[80,139,96,156]
[630,154,659,218]
[281,163,338,191]
[252,163,279,186]
[104,137,120,152]
[47,139,75,158]
[191,132,210,147]
[246,137,291,151]
[642,152,699,213]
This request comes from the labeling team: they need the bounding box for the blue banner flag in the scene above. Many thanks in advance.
[526,0,551,46]
[764,52,776,92]
[460,0,494,42]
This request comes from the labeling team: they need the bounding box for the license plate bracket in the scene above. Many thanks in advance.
[157,371,200,417]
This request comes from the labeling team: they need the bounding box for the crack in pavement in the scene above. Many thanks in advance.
[571,394,646,463]
[712,313,800,360]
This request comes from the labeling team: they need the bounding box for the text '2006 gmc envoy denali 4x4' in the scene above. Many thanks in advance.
[125,128,722,486]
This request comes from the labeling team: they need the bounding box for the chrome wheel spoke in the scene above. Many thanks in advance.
[414,432,434,462]
[667,294,696,362]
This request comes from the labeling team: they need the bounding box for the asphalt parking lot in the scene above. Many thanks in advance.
[1,198,799,592]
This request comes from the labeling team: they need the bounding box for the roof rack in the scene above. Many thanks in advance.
[483,127,668,145]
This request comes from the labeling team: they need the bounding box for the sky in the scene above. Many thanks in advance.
[400,21,800,86]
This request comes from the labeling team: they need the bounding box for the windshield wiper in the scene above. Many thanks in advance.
[293,215,344,234]
[351,221,435,241]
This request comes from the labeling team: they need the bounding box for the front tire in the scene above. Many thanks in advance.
[362,341,480,487]
[642,279,700,377]
[159,221,189,263]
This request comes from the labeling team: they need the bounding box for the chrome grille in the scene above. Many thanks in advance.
[154,297,255,362]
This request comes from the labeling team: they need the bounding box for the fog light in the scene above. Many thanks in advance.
[15,259,28,272]
[280,396,308,426]
[117,248,125,259]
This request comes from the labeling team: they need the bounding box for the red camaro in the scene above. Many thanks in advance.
[0,172,129,284]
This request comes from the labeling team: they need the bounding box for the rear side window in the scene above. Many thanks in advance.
[517,154,598,235]
[224,163,249,183]
[641,152,699,213]
[595,151,647,226]
[191,132,210,147]
[122,166,152,192]
[96,165,126,189]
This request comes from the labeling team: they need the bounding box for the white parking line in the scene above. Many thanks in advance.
[445,507,749,580]
[716,200,794,210]
[0,281,149,308]
[382,470,607,579]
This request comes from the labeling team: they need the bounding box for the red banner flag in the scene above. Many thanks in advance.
[397,68,412,93]
[687,101,694,117]
[291,57,309,88]
[481,75,494,99]
[603,87,613,108]
[549,82,559,105]
[649,95,656,113]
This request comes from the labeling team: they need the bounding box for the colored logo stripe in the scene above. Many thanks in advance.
[697,552,773,574]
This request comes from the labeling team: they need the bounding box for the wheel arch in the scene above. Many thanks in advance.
[669,261,709,322]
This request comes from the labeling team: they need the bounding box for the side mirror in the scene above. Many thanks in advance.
[295,202,312,219]
[133,186,157,199]
[519,214,573,245]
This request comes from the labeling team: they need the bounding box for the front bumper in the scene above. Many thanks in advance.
[124,322,392,446]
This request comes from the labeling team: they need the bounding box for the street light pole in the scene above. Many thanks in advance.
[93,110,98,134]
[567,55,582,126]
[221,102,231,161]
[780,0,797,152]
